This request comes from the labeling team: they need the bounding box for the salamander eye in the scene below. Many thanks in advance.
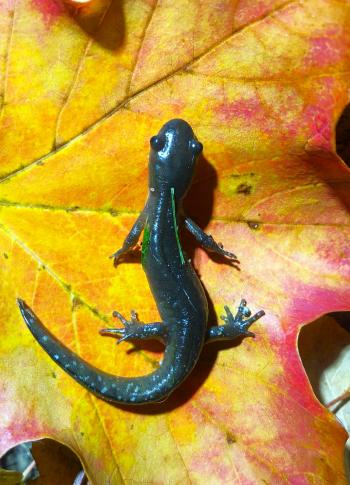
[150,135,166,151]
[190,140,203,155]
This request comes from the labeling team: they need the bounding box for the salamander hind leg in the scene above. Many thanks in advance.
[100,310,168,344]
[206,299,265,343]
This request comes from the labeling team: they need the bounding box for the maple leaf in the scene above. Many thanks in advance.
[0,0,350,483]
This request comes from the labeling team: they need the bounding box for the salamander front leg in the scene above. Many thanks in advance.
[110,205,148,264]
[100,310,168,344]
[184,217,237,260]
[206,299,265,343]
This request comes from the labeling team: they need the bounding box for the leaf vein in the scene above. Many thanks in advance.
[0,0,17,123]
[0,222,110,323]
[165,416,193,485]
[0,0,299,184]
[88,396,125,485]
[0,200,349,227]
[125,0,159,98]
[53,0,114,149]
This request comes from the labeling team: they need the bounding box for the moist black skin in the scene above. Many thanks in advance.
[17,119,265,405]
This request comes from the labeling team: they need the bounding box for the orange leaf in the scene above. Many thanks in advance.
[1,0,350,483]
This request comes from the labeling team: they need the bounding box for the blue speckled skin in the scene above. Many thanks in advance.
[17,119,264,405]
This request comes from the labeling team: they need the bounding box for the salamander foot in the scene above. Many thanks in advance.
[100,310,168,343]
[206,299,265,343]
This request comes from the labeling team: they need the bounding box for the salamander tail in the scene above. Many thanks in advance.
[17,298,188,404]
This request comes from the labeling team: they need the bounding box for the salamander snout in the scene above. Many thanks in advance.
[149,119,203,196]
[150,131,202,156]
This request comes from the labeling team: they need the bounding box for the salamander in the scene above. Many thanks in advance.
[17,119,265,405]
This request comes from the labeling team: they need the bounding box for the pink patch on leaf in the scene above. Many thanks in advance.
[31,0,65,25]
[274,284,350,415]
[234,0,280,29]
[304,106,332,151]
[286,286,350,328]
[216,97,263,124]
[304,36,345,68]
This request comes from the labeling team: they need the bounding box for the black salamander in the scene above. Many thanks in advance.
[17,119,264,404]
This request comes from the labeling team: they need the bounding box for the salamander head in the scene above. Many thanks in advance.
[148,119,203,198]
